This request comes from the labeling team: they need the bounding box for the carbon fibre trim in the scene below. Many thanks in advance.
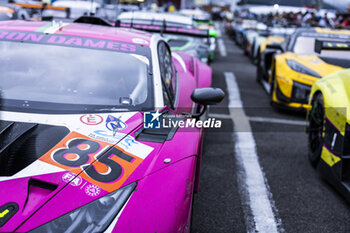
[0,120,70,176]
[135,126,177,143]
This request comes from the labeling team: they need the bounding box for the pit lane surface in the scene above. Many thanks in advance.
[191,23,350,233]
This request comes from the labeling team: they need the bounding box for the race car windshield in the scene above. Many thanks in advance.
[293,36,350,59]
[165,34,207,46]
[0,41,152,113]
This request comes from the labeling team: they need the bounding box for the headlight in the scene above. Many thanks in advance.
[292,81,311,104]
[286,60,322,78]
[30,182,136,233]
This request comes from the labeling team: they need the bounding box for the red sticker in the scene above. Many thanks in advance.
[80,114,103,125]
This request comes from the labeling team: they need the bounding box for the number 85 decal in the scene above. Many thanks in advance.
[52,138,135,183]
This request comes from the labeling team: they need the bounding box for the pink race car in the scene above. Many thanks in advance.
[0,18,224,232]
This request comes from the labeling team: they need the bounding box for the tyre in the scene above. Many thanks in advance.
[269,65,281,111]
[269,64,276,99]
[256,51,263,83]
[308,93,325,167]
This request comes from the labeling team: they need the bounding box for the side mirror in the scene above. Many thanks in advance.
[266,43,284,51]
[115,20,121,27]
[183,87,225,119]
[191,87,225,105]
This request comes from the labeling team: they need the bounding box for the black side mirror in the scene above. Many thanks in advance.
[191,87,225,105]
[184,87,225,119]
[115,20,121,27]
[266,43,284,52]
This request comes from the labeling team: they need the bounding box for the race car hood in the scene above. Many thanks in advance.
[0,110,200,232]
[283,53,343,79]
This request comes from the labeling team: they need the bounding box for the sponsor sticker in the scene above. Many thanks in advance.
[132,38,149,45]
[62,172,83,187]
[39,132,144,192]
[85,184,101,197]
[80,114,103,125]
[0,30,149,54]
[105,115,127,132]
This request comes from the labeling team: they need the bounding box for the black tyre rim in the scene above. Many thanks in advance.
[308,95,325,161]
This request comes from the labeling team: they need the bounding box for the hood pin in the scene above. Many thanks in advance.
[164,158,171,164]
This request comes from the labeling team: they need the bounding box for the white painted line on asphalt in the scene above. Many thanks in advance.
[215,22,222,37]
[249,116,306,126]
[209,113,306,126]
[218,39,227,57]
[261,80,271,94]
[224,72,280,233]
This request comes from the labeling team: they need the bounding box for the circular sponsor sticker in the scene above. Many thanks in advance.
[105,115,127,132]
[80,114,103,125]
[132,38,149,45]
[85,184,101,197]
[62,172,82,187]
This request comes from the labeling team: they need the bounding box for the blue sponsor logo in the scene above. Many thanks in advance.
[105,115,127,132]
[93,130,138,149]
[143,111,162,129]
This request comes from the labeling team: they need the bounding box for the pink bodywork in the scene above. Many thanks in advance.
[0,20,212,232]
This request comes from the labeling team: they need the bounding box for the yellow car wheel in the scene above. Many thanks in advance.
[308,93,325,167]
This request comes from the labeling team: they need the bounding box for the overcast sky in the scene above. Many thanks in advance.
[325,0,350,9]
[219,0,350,11]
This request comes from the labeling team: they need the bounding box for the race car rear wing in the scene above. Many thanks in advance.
[13,3,68,11]
[315,39,350,53]
[13,3,70,19]
[117,21,210,38]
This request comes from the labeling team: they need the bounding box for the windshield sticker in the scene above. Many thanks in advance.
[39,131,144,192]
[301,32,350,40]
[322,41,350,49]
[132,38,149,45]
[0,30,149,54]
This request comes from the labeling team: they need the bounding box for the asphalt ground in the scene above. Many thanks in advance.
[191,23,350,233]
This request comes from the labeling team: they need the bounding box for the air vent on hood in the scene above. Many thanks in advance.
[0,120,70,176]
[135,126,177,143]
[22,179,58,215]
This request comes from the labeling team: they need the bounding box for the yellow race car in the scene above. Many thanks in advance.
[259,35,285,55]
[307,68,350,202]
[258,28,350,110]
[256,35,285,79]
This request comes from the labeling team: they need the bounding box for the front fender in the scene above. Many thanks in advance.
[262,48,280,76]
[196,59,212,88]
[114,156,197,233]
[309,71,350,134]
